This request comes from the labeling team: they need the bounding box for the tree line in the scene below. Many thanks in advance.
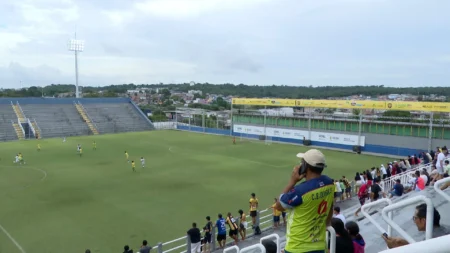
[1,83,450,100]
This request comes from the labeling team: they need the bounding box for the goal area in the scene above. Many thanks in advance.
[239,133,272,145]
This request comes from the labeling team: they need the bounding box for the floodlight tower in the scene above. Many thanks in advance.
[68,36,85,98]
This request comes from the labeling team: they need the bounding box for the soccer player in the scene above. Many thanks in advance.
[233,137,236,145]
[18,153,25,164]
[14,154,19,164]
[140,157,145,168]
[125,151,129,163]
[79,147,83,157]
[93,141,97,150]
[249,193,259,227]
[37,143,41,151]
[63,137,66,143]
[77,144,81,154]
[131,160,136,172]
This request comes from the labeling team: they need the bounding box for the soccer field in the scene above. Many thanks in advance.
[0,130,392,253]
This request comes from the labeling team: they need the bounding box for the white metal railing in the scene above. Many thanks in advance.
[16,101,26,120]
[240,244,266,253]
[379,234,450,253]
[433,177,450,202]
[223,245,239,253]
[361,198,393,236]
[381,195,434,243]
[33,119,42,138]
[327,226,336,253]
[381,162,433,193]
[160,209,274,253]
[17,117,25,136]
[27,118,36,137]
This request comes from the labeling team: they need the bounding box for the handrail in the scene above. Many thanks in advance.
[33,119,42,138]
[361,198,393,236]
[379,234,450,253]
[16,101,26,119]
[433,177,450,202]
[223,245,239,253]
[327,226,336,253]
[240,244,266,253]
[77,101,100,132]
[27,118,36,137]
[17,117,25,137]
[381,195,434,243]
[260,234,280,253]
[381,162,433,193]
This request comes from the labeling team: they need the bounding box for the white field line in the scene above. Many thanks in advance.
[0,165,48,189]
[0,223,26,253]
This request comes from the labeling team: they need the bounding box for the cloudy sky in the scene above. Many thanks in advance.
[0,0,449,88]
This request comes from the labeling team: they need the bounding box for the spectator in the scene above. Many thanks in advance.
[249,193,259,227]
[203,216,213,253]
[333,206,346,224]
[445,160,450,175]
[354,173,363,195]
[426,152,433,164]
[375,167,381,181]
[422,152,430,164]
[404,173,418,193]
[187,223,201,253]
[214,214,227,248]
[370,178,384,202]
[226,212,239,245]
[345,221,365,253]
[342,176,352,199]
[415,170,425,191]
[237,210,247,241]
[365,171,373,187]
[405,159,411,170]
[354,182,369,217]
[139,240,152,253]
[421,170,430,186]
[123,245,133,253]
[370,168,376,181]
[329,218,354,253]
[334,179,342,203]
[339,179,346,201]
[414,155,421,166]
[390,179,404,198]
[271,198,281,229]
[382,204,449,248]
[381,164,388,179]
[436,146,449,181]
[276,149,334,253]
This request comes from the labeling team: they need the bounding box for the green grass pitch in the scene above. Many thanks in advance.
[0,130,391,253]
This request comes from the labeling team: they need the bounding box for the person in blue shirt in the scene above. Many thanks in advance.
[215,214,227,248]
[390,179,404,197]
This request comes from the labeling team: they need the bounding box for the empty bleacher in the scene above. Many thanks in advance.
[83,103,153,134]
[0,105,18,141]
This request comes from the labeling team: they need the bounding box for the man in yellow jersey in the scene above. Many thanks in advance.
[93,141,97,150]
[125,151,129,163]
[79,147,83,157]
[131,160,136,172]
[276,149,334,253]
[271,198,281,229]
[37,143,41,151]
[249,193,258,227]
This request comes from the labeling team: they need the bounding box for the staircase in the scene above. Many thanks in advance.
[11,102,26,122]
[12,122,24,140]
[74,102,99,135]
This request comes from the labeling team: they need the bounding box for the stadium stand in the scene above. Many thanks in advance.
[83,103,153,133]
[0,98,154,140]
[0,105,18,141]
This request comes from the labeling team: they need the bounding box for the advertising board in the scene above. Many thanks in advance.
[233,124,365,146]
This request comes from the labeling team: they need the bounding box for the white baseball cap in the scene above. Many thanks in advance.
[296,149,326,168]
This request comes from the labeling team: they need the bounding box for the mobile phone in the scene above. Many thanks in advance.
[382,233,388,239]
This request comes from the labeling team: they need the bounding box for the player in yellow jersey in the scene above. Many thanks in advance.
[18,153,25,165]
[79,147,83,157]
[37,143,41,151]
[125,151,129,163]
[131,160,136,172]
[276,149,334,253]
[93,141,97,150]
[249,193,258,227]
[271,198,281,229]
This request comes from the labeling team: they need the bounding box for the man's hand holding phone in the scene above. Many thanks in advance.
[290,165,305,184]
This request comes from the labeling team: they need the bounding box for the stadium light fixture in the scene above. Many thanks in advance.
[68,37,85,98]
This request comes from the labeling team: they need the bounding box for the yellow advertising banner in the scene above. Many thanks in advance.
[232,98,450,112]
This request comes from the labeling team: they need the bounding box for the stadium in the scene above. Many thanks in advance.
[1,97,449,253]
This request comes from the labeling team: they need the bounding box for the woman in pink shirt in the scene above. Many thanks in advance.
[415,171,425,191]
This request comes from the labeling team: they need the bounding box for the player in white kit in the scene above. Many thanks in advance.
[140,157,145,168]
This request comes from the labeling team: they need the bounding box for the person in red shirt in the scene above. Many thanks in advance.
[354,183,369,217]
[414,171,425,191]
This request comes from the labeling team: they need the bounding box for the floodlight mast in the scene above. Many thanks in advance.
[68,36,85,98]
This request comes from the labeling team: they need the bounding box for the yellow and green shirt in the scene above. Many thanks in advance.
[280,175,334,253]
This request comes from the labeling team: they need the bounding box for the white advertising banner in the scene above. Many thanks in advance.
[233,124,365,146]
